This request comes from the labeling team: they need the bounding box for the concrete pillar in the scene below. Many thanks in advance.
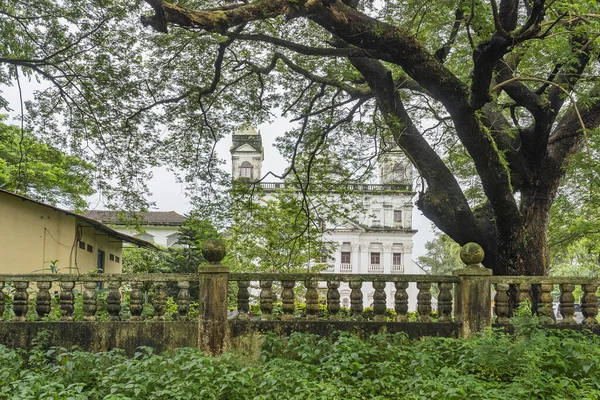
[198,240,229,356]
[454,242,492,338]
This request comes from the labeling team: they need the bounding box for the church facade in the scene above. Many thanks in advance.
[231,127,423,309]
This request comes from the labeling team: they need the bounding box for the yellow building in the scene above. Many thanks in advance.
[0,189,153,275]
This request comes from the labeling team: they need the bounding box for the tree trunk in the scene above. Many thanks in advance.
[478,186,555,277]
[520,192,553,277]
[422,182,556,277]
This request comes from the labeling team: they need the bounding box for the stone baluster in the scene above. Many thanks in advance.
[373,281,387,322]
[416,282,432,322]
[537,283,555,324]
[177,281,191,321]
[236,280,250,320]
[13,281,29,321]
[281,280,296,320]
[516,283,532,310]
[106,281,121,321]
[35,281,52,319]
[327,280,340,320]
[350,281,363,321]
[259,281,273,320]
[0,282,5,319]
[153,281,167,321]
[437,282,453,323]
[581,283,599,325]
[304,278,319,320]
[83,281,98,321]
[129,281,143,321]
[59,281,75,321]
[558,283,575,324]
[394,281,408,322]
[494,283,510,324]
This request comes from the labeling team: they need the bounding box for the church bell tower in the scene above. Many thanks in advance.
[230,126,264,181]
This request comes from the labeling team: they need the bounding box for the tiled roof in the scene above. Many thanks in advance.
[85,210,185,226]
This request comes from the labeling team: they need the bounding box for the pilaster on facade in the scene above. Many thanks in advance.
[383,244,392,275]
[351,242,360,274]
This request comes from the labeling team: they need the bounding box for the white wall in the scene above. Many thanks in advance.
[111,225,179,247]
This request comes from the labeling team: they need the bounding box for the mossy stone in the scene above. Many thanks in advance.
[460,242,484,265]
[202,239,226,263]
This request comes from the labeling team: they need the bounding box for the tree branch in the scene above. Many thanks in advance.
[142,0,298,33]
[434,8,463,63]
[547,34,592,117]
[225,32,371,57]
[349,56,481,243]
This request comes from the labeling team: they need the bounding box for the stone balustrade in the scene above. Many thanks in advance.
[0,273,462,323]
[258,182,412,193]
[0,273,196,322]
[1,242,599,355]
[2,272,598,327]
[339,263,353,272]
[391,264,405,273]
[367,264,384,273]
[490,276,600,326]
[228,273,460,323]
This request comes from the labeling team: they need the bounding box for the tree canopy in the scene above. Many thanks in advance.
[1,0,600,275]
[0,117,95,210]
[418,231,464,276]
[227,184,332,272]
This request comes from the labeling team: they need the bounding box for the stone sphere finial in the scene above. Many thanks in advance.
[202,239,226,263]
[460,242,485,265]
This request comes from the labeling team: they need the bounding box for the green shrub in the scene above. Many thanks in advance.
[1,325,600,399]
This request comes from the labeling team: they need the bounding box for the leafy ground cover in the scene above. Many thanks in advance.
[1,323,600,400]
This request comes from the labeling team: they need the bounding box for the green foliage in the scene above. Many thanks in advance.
[549,128,600,277]
[122,213,220,274]
[0,117,95,210]
[122,246,171,274]
[418,230,464,275]
[510,299,542,338]
[2,329,600,399]
[226,185,332,272]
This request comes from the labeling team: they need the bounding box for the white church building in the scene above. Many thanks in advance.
[231,127,423,309]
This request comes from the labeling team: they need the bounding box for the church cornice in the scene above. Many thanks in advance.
[256,182,415,195]
[362,227,418,234]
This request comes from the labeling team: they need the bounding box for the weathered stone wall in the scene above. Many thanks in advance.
[0,320,459,355]
[0,322,197,355]
[230,320,459,339]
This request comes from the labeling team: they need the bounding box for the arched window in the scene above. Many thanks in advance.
[239,161,253,179]
[390,160,411,183]
[391,162,405,182]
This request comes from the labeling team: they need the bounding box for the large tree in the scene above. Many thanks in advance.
[137,0,600,276]
[2,0,599,275]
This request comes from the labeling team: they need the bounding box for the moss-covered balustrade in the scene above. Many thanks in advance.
[0,243,598,355]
